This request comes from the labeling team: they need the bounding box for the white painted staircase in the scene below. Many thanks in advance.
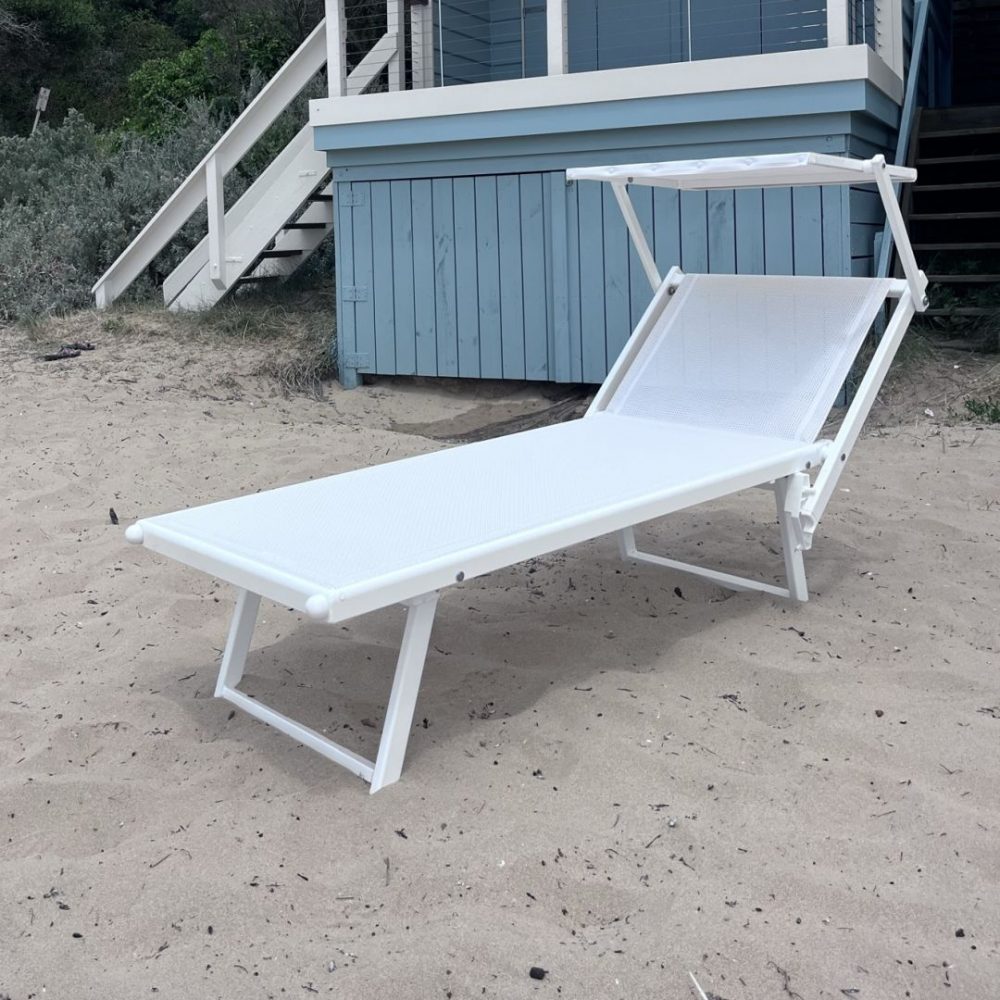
[92,12,405,311]
[161,126,332,311]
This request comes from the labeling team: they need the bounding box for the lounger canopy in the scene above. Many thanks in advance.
[566,151,917,189]
[126,153,925,793]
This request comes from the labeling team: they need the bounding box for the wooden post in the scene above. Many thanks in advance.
[387,0,405,91]
[877,0,905,77]
[546,0,568,74]
[826,0,849,46]
[325,0,347,96]
[411,1,435,88]
[206,155,226,289]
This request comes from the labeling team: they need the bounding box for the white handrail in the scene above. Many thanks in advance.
[93,10,405,307]
[92,19,329,307]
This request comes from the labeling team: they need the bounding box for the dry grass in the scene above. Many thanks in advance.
[4,283,338,398]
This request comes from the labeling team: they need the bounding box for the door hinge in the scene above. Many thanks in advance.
[342,285,368,302]
[339,189,366,207]
[343,352,372,370]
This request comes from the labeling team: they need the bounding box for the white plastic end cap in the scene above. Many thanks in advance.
[305,594,331,621]
[124,524,144,544]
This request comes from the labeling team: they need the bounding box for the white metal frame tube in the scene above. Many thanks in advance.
[546,0,568,74]
[326,0,347,96]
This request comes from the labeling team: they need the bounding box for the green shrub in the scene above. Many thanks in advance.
[0,105,228,321]
[964,397,1000,423]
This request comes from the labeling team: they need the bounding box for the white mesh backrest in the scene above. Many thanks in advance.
[606,274,894,442]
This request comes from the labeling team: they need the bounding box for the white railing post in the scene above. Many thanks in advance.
[411,1,435,88]
[875,0,904,76]
[387,0,405,91]
[827,0,850,45]
[326,0,347,96]
[206,155,227,289]
[546,0,568,74]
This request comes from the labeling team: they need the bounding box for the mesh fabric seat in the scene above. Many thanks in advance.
[606,274,894,442]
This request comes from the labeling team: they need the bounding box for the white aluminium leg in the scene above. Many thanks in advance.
[215,588,261,695]
[617,479,811,602]
[213,588,439,792]
[370,592,439,792]
[774,476,809,602]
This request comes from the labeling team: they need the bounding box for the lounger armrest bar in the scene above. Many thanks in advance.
[801,289,917,542]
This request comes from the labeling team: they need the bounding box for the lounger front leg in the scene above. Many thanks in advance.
[370,592,439,793]
[215,589,261,695]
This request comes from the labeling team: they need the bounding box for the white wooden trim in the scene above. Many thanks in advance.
[386,0,405,92]
[410,1,435,89]
[206,155,226,288]
[325,0,347,96]
[827,0,849,46]
[310,45,903,128]
[546,0,568,75]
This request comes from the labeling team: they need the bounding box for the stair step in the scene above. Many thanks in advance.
[310,193,334,201]
[909,211,1000,220]
[237,274,282,284]
[913,242,1000,250]
[920,125,1000,138]
[284,222,328,230]
[927,274,1000,283]
[915,181,1000,191]
[923,307,997,316]
[258,249,305,259]
[916,153,1000,165]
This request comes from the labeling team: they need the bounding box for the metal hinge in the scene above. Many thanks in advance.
[339,189,366,207]
[342,285,368,302]
[343,352,372,370]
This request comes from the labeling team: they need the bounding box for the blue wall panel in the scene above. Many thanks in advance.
[336,166,878,385]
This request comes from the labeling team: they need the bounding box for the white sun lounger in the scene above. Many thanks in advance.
[126,152,926,792]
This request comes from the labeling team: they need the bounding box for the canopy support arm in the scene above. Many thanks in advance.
[611,182,661,291]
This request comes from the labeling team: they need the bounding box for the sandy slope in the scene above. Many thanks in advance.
[1,322,998,1000]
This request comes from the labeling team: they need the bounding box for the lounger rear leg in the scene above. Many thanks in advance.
[215,589,261,696]
[774,477,809,602]
[370,592,439,793]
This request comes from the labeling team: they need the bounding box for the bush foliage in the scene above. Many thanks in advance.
[0,106,227,320]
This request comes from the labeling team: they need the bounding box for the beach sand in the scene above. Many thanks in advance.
[1,319,998,999]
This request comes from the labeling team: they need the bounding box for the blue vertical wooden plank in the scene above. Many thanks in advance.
[568,0,598,72]
[577,176,606,383]
[680,191,708,272]
[432,178,459,377]
[453,176,480,378]
[351,183,376,374]
[475,177,503,379]
[734,188,765,274]
[566,179,583,382]
[627,184,655,331]
[602,183,631,373]
[820,186,848,276]
[411,179,437,375]
[707,190,736,273]
[390,180,416,375]
[792,186,824,275]
[520,174,548,380]
[652,187,682,274]
[334,183,357,387]
[763,188,794,274]
[497,175,525,379]
[371,182,396,373]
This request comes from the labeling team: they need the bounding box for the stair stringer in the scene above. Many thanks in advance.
[163,125,332,311]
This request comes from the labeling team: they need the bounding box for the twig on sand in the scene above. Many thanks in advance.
[767,960,805,1000]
